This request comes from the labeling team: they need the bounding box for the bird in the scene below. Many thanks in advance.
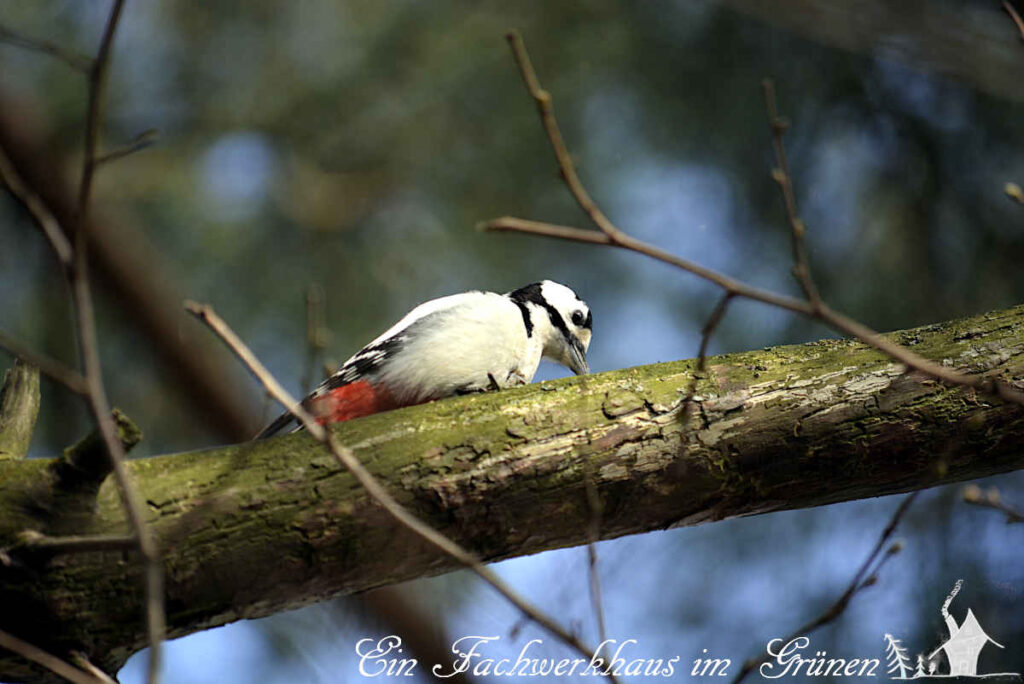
[255,280,592,438]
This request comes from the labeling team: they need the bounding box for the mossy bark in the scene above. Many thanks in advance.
[2,305,1024,681]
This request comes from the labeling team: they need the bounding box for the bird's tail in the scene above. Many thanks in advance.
[253,412,299,440]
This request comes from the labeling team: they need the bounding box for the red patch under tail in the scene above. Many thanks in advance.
[309,380,397,424]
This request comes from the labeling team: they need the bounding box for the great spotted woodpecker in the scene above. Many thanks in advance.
[255,280,592,438]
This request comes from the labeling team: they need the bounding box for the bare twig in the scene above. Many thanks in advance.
[95,128,158,167]
[583,468,608,653]
[72,180,165,684]
[505,32,625,242]
[963,485,1024,524]
[479,217,815,315]
[1005,1,1024,41]
[14,531,137,555]
[1005,182,1024,204]
[75,0,126,232]
[731,493,917,684]
[0,24,93,72]
[185,301,620,683]
[293,288,458,677]
[58,3,164,683]
[481,35,1024,407]
[0,140,74,268]
[762,79,821,308]
[0,629,105,684]
[301,284,329,394]
[681,292,734,425]
[70,653,119,684]
[0,331,88,396]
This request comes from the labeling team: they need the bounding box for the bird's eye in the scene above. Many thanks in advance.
[571,310,585,326]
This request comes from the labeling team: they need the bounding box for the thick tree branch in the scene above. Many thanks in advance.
[0,304,1022,681]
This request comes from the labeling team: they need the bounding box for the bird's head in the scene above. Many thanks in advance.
[508,280,592,375]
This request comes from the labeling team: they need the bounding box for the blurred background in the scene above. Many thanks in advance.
[2,0,1024,681]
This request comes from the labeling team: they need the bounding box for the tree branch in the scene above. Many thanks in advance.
[0,303,1022,681]
[962,484,1024,524]
[0,25,93,73]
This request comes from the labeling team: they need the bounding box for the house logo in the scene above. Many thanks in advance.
[885,580,1021,680]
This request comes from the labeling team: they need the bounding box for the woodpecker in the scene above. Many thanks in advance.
[255,280,592,438]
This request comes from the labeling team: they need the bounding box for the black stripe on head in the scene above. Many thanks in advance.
[508,283,542,337]
[508,282,572,343]
[511,300,534,337]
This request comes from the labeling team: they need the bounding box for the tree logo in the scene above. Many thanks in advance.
[885,581,1020,680]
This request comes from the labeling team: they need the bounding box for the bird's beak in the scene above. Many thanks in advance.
[568,337,589,375]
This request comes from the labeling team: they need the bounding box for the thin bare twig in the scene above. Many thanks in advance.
[762,79,821,308]
[72,212,165,684]
[479,217,816,315]
[0,629,105,684]
[95,128,158,167]
[963,485,1024,524]
[582,468,608,654]
[0,331,88,395]
[0,24,93,72]
[481,35,1024,407]
[731,493,917,684]
[185,301,620,683]
[301,284,329,394]
[70,653,119,684]
[1006,182,1024,204]
[0,140,74,268]
[505,32,624,242]
[293,290,465,679]
[76,0,126,232]
[1005,1,1024,41]
[681,292,734,425]
[14,531,137,555]
[63,3,165,683]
